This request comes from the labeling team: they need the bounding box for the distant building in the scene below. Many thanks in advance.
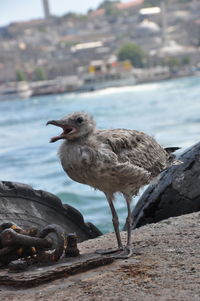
[89,0,144,17]
[136,20,160,36]
[42,0,51,19]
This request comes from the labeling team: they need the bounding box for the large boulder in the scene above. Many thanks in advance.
[0,181,102,242]
[128,142,200,229]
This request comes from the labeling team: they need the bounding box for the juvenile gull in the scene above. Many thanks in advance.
[47,112,179,258]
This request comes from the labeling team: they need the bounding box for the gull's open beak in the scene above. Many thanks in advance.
[46,119,77,143]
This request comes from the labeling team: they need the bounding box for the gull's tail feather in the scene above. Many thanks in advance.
[164,147,181,154]
[165,147,182,167]
[150,147,182,185]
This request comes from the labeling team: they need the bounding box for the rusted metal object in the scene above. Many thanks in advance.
[0,222,38,236]
[37,224,65,262]
[65,233,80,257]
[0,228,52,249]
[0,253,114,287]
[0,222,66,266]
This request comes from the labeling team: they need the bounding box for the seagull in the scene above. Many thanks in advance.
[47,112,179,258]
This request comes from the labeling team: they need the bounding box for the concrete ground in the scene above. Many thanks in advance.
[1,212,200,301]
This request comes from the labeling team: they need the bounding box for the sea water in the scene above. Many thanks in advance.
[0,76,200,233]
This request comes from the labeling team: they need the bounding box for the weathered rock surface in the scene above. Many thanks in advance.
[1,212,200,301]
[129,142,200,229]
[0,181,101,242]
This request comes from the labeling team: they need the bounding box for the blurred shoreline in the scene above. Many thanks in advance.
[0,66,199,100]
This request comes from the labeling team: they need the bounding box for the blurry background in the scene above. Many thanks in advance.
[0,0,200,232]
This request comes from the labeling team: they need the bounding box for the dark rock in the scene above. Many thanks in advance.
[0,181,102,242]
[127,142,200,229]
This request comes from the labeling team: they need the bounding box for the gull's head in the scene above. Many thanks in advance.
[46,112,96,142]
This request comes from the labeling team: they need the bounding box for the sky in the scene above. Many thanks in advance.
[0,0,132,27]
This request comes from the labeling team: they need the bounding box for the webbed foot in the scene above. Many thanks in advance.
[95,247,123,255]
[96,245,132,259]
[113,245,133,259]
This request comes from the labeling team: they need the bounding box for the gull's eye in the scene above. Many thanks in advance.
[76,117,84,124]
